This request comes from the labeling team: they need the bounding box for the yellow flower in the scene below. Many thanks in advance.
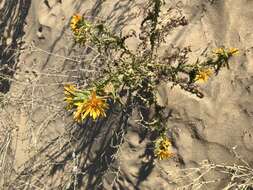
[74,91,108,122]
[194,68,213,83]
[228,48,239,56]
[213,47,239,56]
[213,48,225,56]
[70,14,82,33]
[64,84,78,110]
[154,136,174,160]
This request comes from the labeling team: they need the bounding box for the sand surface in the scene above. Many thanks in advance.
[0,0,253,189]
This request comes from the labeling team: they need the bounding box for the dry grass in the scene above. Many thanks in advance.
[156,146,253,190]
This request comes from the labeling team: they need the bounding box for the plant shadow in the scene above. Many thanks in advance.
[0,0,31,93]
[12,103,132,189]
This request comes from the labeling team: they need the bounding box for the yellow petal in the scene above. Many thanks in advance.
[93,111,98,119]
[82,107,91,119]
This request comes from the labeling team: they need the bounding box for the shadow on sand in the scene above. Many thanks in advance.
[0,0,31,93]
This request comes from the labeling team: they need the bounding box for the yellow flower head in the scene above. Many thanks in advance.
[74,91,108,122]
[194,68,213,83]
[213,48,225,55]
[70,14,82,32]
[154,136,174,160]
[64,84,78,110]
[213,47,239,57]
[228,48,239,56]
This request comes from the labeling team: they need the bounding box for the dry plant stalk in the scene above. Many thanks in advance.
[158,147,253,190]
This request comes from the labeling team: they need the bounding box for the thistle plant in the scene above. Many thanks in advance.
[65,1,239,160]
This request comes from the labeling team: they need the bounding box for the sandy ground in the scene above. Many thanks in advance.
[0,0,253,189]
